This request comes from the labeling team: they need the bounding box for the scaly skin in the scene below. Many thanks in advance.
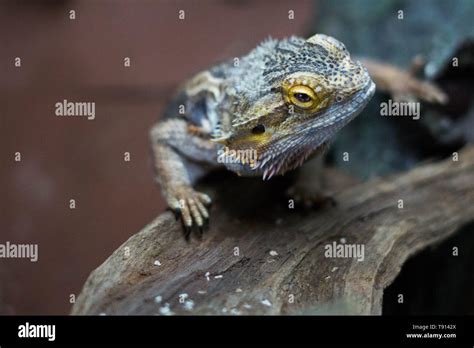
[150,34,376,238]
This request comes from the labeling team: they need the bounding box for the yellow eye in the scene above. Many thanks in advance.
[283,81,333,113]
[288,85,316,109]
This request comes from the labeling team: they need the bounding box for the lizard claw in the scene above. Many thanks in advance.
[167,187,212,239]
[172,207,181,221]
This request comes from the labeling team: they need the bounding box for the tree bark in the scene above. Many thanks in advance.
[72,146,474,315]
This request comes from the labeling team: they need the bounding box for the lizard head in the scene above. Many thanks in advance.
[215,34,376,179]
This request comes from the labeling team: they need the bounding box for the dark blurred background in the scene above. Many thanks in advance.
[0,0,315,314]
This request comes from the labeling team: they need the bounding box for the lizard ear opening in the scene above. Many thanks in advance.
[251,124,266,134]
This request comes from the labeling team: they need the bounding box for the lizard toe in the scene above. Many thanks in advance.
[188,198,204,227]
[167,188,212,239]
[197,192,212,206]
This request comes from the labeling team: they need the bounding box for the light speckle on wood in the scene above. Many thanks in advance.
[159,303,172,316]
[183,300,194,311]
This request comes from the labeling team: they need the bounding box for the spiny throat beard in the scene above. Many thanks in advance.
[255,139,326,180]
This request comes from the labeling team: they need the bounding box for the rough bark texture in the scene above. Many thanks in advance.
[72,145,474,315]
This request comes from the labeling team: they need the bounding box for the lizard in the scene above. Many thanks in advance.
[149,33,446,239]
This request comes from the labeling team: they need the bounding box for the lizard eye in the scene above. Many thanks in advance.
[294,92,311,103]
[288,85,317,109]
[284,82,333,113]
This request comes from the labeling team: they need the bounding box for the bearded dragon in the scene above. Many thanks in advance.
[149,34,445,238]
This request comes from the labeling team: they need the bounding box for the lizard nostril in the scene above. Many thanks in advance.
[251,124,266,134]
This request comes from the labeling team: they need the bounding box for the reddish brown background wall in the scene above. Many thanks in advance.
[0,0,315,314]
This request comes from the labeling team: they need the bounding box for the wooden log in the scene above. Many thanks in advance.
[71,146,474,315]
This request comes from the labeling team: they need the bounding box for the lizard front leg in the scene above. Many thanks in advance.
[150,118,217,238]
